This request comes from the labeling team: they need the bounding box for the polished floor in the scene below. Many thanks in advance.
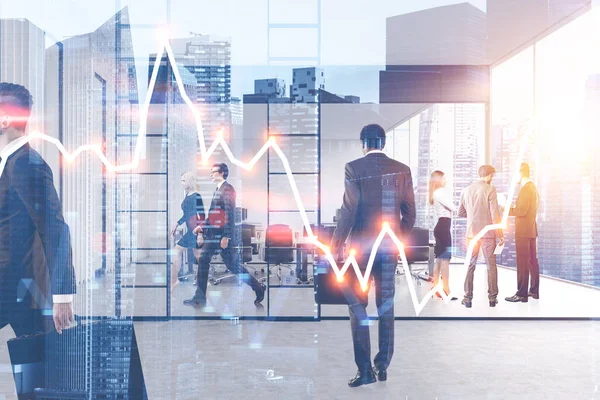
[1,319,600,399]
[1,262,600,399]
[69,258,600,318]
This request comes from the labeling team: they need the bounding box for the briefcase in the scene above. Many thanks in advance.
[314,257,368,305]
[7,318,147,399]
[6,330,45,399]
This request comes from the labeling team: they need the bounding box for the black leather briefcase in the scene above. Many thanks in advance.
[314,257,369,305]
[7,319,146,400]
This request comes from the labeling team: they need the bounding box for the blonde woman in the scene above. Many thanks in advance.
[170,171,205,290]
[429,170,457,300]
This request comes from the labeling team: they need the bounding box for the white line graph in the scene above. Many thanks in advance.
[0,37,530,316]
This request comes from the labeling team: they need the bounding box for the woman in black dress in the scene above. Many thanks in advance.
[429,170,458,300]
[171,171,205,290]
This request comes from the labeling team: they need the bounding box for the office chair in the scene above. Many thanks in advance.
[401,227,433,286]
[242,223,260,255]
[261,224,295,285]
[296,224,337,284]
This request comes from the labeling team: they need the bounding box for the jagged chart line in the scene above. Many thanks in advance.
[0,38,530,316]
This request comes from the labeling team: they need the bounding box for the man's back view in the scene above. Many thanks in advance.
[458,165,504,308]
[330,124,416,387]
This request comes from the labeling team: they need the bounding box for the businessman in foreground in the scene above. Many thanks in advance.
[0,82,76,338]
[330,124,416,387]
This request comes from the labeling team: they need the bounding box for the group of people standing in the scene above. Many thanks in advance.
[171,163,265,308]
[428,163,540,308]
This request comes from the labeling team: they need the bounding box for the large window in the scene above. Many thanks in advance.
[491,7,600,286]
[386,104,486,256]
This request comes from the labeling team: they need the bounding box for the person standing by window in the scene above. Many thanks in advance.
[428,170,457,300]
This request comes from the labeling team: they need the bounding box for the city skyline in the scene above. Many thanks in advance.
[0,0,487,103]
[1,0,598,301]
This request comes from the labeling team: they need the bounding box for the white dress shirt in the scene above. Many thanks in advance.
[53,294,73,303]
[432,187,456,220]
[365,149,386,156]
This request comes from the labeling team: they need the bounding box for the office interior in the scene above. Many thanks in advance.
[28,5,600,321]
[2,1,600,398]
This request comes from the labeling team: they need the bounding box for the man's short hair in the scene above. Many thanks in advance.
[213,163,229,179]
[359,124,386,149]
[0,82,33,131]
[478,165,496,178]
[520,163,530,178]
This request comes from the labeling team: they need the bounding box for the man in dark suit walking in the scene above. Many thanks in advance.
[184,163,265,307]
[505,163,540,302]
[330,124,416,387]
[0,83,76,338]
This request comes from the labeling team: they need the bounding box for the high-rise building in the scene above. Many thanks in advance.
[146,53,201,270]
[43,7,145,396]
[254,78,286,97]
[291,67,325,103]
[0,19,45,143]
[586,74,600,286]
[413,104,484,254]
[168,35,231,146]
[45,8,138,305]
[415,108,433,231]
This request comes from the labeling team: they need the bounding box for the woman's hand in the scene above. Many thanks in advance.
[220,237,229,249]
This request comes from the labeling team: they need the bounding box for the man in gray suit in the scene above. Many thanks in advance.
[458,165,504,308]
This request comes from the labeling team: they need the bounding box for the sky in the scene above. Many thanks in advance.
[0,0,487,103]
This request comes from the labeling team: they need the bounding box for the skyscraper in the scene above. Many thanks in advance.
[586,74,600,286]
[147,52,200,273]
[254,78,286,97]
[43,7,145,397]
[415,107,433,231]
[0,19,45,142]
[451,104,484,255]
[291,67,324,103]
[168,35,231,149]
[45,8,138,303]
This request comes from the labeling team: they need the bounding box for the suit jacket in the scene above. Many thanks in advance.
[457,180,503,240]
[0,144,76,309]
[330,152,416,258]
[509,181,539,238]
[204,181,236,241]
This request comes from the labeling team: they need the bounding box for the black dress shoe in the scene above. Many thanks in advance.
[183,297,206,307]
[461,299,472,308]
[489,299,498,307]
[528,292,539,299]
[348,369,376,388]
[505,295,528,303]
[373,367,387,381]
[443,291,458,301]
[254,284,266,305]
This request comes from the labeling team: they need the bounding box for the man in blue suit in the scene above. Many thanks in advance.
[0,82,76,338]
